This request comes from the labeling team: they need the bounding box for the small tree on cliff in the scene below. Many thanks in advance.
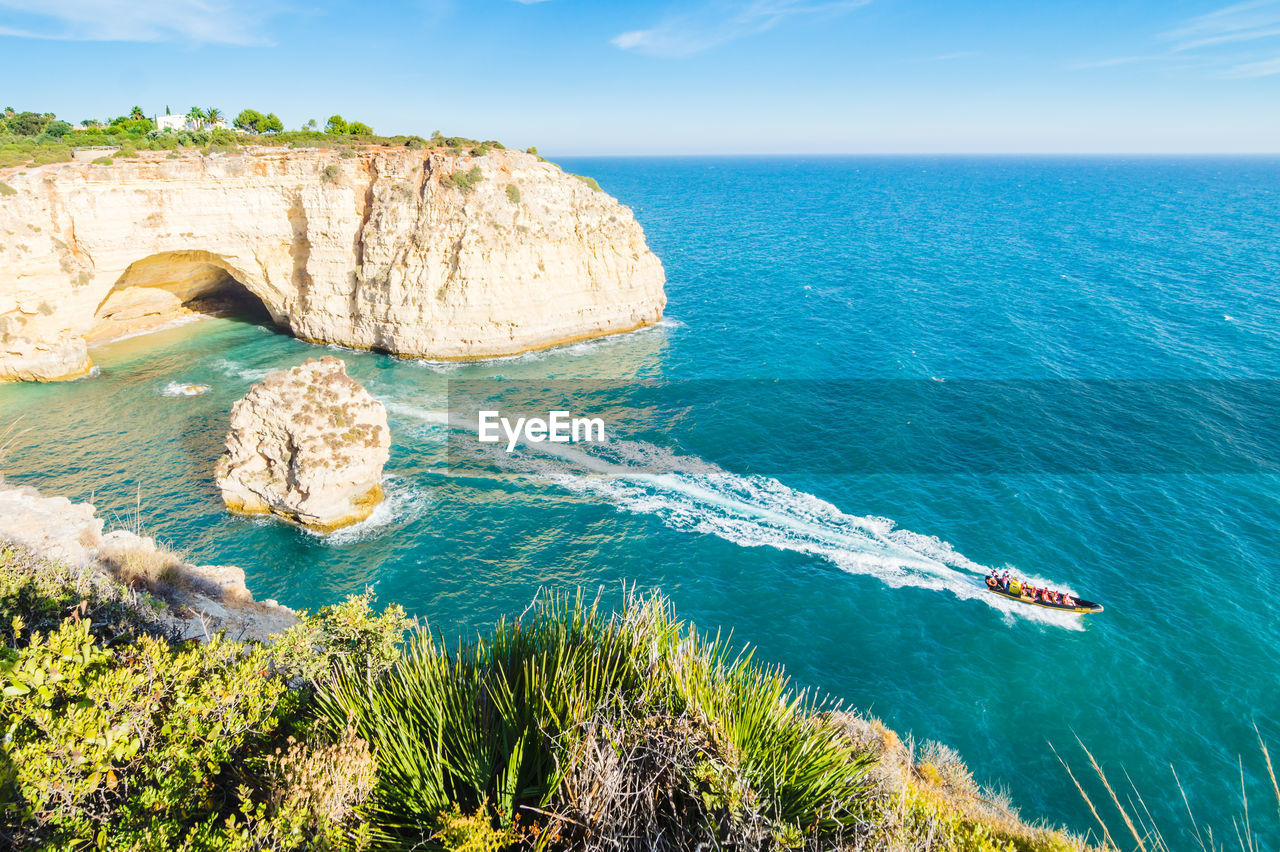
[234,109,264,132]
[205,107,223,126]
[347,120,372,135]
[325,115,349,135]
[7,111,50,136]
[261,112,284,133]
[130,105,145,120]
[186,106,205,128]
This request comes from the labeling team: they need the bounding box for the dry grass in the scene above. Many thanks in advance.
[0,419,32,482]
[1056,729,1280,852]
[829,711,1089,852]
[0,541,171,643]
[97,534,187,596]
[267,725,377,828]
[547,709,766,852]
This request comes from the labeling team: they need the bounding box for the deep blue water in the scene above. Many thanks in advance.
[3,156,1280,845]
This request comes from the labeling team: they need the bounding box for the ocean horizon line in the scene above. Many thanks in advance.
[551,150,1280,159]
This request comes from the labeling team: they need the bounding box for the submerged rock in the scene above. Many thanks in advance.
[215,356,390,532]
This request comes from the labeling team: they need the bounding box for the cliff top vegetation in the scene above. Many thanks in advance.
[0,105,524,172]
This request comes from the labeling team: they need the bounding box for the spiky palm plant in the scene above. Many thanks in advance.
[318,590,872,850]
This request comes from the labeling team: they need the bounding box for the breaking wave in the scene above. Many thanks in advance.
[313,476,434,545]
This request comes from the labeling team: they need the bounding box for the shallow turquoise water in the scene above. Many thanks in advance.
[3,156,1280,845]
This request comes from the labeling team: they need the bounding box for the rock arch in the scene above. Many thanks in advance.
[0,147,666,383]
[90,250,288,343]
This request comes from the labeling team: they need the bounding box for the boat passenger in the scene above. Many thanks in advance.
[986,575,999,590]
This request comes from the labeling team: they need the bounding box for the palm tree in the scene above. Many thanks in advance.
[205,107,222,128]
[186,106,205,129]
[130,105,144,120]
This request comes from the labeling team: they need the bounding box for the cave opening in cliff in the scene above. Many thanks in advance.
[90,250,279,345]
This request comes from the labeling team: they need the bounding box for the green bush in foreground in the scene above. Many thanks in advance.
[319,590,874,850]
[0,619,290,847]
[0,546,381,850]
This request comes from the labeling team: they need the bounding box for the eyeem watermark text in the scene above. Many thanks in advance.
[477,410,606,452]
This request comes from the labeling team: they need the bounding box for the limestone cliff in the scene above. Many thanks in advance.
[215,356,390,532]
[0,145,666,381]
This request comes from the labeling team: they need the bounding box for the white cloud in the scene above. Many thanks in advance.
[1223,53,1280,75]
[1073,1,1280,78]
[1162,0,1280,49]
[611,0,870,58]
[0,0,276,44]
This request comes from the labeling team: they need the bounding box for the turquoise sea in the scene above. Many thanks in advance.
[3,156,1280,845]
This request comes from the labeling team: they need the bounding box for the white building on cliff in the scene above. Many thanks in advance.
[154,113,229,132]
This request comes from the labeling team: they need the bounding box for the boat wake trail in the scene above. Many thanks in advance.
[383,401,1083,629]
[504,436,1084,630]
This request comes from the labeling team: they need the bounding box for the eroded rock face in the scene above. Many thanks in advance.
[215,357,390,532]
[0,145,666,381]
[0,482,297,641]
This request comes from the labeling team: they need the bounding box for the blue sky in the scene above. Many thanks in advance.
[1,0,1278,154]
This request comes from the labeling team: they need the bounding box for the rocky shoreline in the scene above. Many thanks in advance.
[0,481,295,641]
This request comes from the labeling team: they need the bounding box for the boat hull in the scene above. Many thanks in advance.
[987,587,1103,614]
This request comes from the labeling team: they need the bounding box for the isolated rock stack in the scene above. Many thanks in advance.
[215,356,390,532]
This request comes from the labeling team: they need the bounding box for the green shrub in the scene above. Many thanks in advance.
[0,545,159,644]
[0,547,381,849]
[572,173,603,192]
[6,112,50,136]
[0,618,290,847]
[0,182,14,197]
[321,163,342,183]
[440,165,484,193]
[505,184,521,204]
[209,127,238,148]
[92,156,113,166]
[319,591,873,849]
[270,589,412,684]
